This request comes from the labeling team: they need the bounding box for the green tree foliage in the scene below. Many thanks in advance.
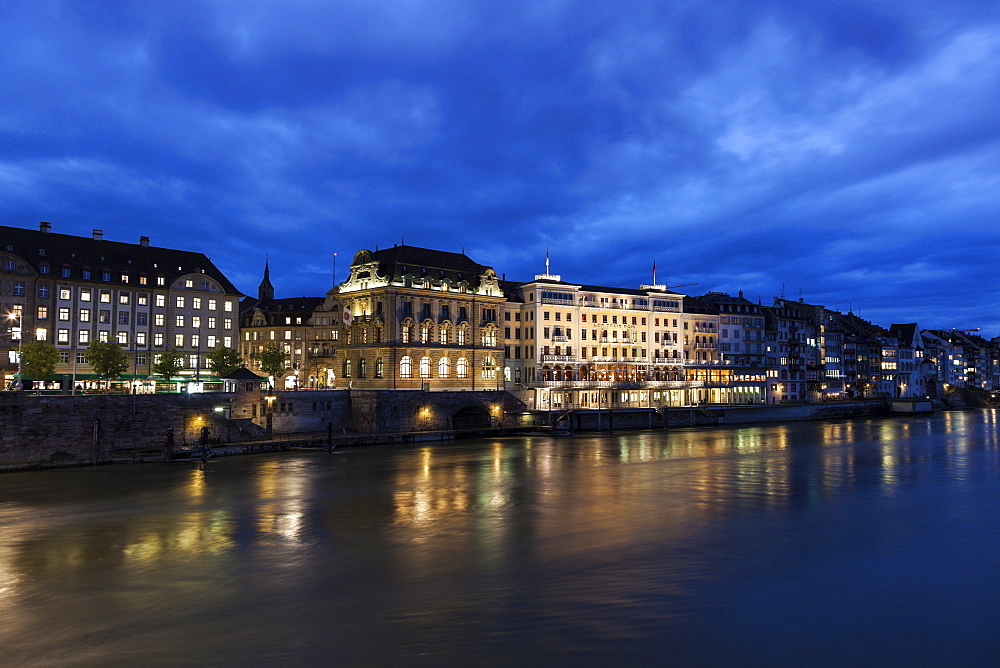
[207,346,242,377]
[20,341,60,380]
[153,348,184,382]
[88,340,129,381]
[257,342,287,384]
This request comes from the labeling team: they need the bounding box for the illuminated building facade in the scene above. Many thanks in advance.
[501,263,755,409]
[334,245,506,390]
[0,222,241,390]
[239,263,329,389]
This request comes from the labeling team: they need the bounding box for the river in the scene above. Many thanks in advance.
[2,411,1000,665]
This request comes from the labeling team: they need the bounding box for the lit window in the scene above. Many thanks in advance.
[400,356,412,378]
[438,357,450,378]
[457,357,468,378]
[420,356,431,378]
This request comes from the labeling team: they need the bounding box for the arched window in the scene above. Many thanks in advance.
[438,357,450,378]
[343,359,352,378]
[439,326,448,345]
[375,357,384,378]
[482,356,497,379]
[359,358,367,378]
[457,326,467,346]
[420,324,432,344]
[400,356,412,378]
[419,356,431,379]
[457,357,468,378]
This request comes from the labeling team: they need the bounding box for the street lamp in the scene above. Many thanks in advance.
[7,312,23,391]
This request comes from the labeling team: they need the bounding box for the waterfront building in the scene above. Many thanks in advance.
[0,222,241,390]
[766,299,820,403]
[333,245,505,390]
[500,259,767,409]
[239,262,329,389]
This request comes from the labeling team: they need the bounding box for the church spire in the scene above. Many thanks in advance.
[258,258,274,301]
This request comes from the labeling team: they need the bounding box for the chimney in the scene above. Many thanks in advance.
[92,229,103,241]
[39,221,51,234]
[139,236,149,247]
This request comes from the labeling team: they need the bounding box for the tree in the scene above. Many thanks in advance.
[88,340,128,389]
[257,342,287,386]
[20,341,59,381]
[207,346,242,377]
[153,348,184,385]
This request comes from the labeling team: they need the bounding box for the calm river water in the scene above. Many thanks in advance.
[3,411,1000,665]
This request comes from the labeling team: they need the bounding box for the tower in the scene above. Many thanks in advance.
[258,259,274,301]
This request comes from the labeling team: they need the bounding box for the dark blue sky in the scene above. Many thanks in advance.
[2,1,998,333]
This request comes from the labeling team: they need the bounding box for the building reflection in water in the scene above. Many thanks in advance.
[3,411,1000,664]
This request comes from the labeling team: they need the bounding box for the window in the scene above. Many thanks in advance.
[136,353,147,365]
[99,310,111,324]
[38,285,49,299]
[438,357,450,378]
[137,313,147,326]
[175,315,185,327]
[79,329,90,344]
[223,318,232,330]
[119,312,129,325]
[176,296,185,308]
[59,288,71,300]
[208,299,217,310]
[139,275,147,285]
[99,291,110,303]
[82,270,91,280]
[193,297,202,309]
[121,274,129,283]
[36,306,48,319]
[192,316,201,328]
[400,356,412,378]
[119,293,129,304]
[35,328,48,341]
[59,352,69,363]
[457,328,466,346]
[155,313,165,326]
[13,282,24,296]
[58,307,69,321]
[76,352,87,364]
[157,276,165,286]
[184,279,193,288]
[375,357,384,378]
[358,358,367,378]
[102,272,110,281]
[80,288,91,302]
[224,301,233,312]
[175,334,184,347]
[207,335,216,348]
[79,309,91,322]
[136,332,147,345]
[457,357,468,378]
[191,334,199,348]
[39,263,50,274]
[440,327,448,345]
[208,317,217,329]
[117,331,128,344]
[154,332,164,346]
[419,356,431,379]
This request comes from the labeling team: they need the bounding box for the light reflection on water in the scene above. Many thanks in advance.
[2,411,1000,664]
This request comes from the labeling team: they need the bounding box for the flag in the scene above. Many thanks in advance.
[342,309,353,325]
[652,259,657,283]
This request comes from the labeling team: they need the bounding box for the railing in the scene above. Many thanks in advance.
[527,380,705,389]
[552,336,568,343]
[541,355,577,362]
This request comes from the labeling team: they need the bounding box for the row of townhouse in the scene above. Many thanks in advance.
[4,224,997,403]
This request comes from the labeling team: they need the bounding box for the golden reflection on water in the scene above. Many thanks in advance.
[4,411,1000,659]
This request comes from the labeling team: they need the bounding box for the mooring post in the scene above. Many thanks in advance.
[165,428,174,463]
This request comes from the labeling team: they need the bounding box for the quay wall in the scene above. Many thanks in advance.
[0,388,524,470]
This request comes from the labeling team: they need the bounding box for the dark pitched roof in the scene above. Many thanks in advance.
[223,366,268,381]
[0,222,241,295]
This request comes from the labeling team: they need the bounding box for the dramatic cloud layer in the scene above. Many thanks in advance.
[2,1,998,332]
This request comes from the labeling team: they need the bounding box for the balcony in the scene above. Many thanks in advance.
[528,380,704,390]
[552,335,568,343]
[541,354,577,362]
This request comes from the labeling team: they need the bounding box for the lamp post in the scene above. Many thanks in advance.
[7,312,23,391]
